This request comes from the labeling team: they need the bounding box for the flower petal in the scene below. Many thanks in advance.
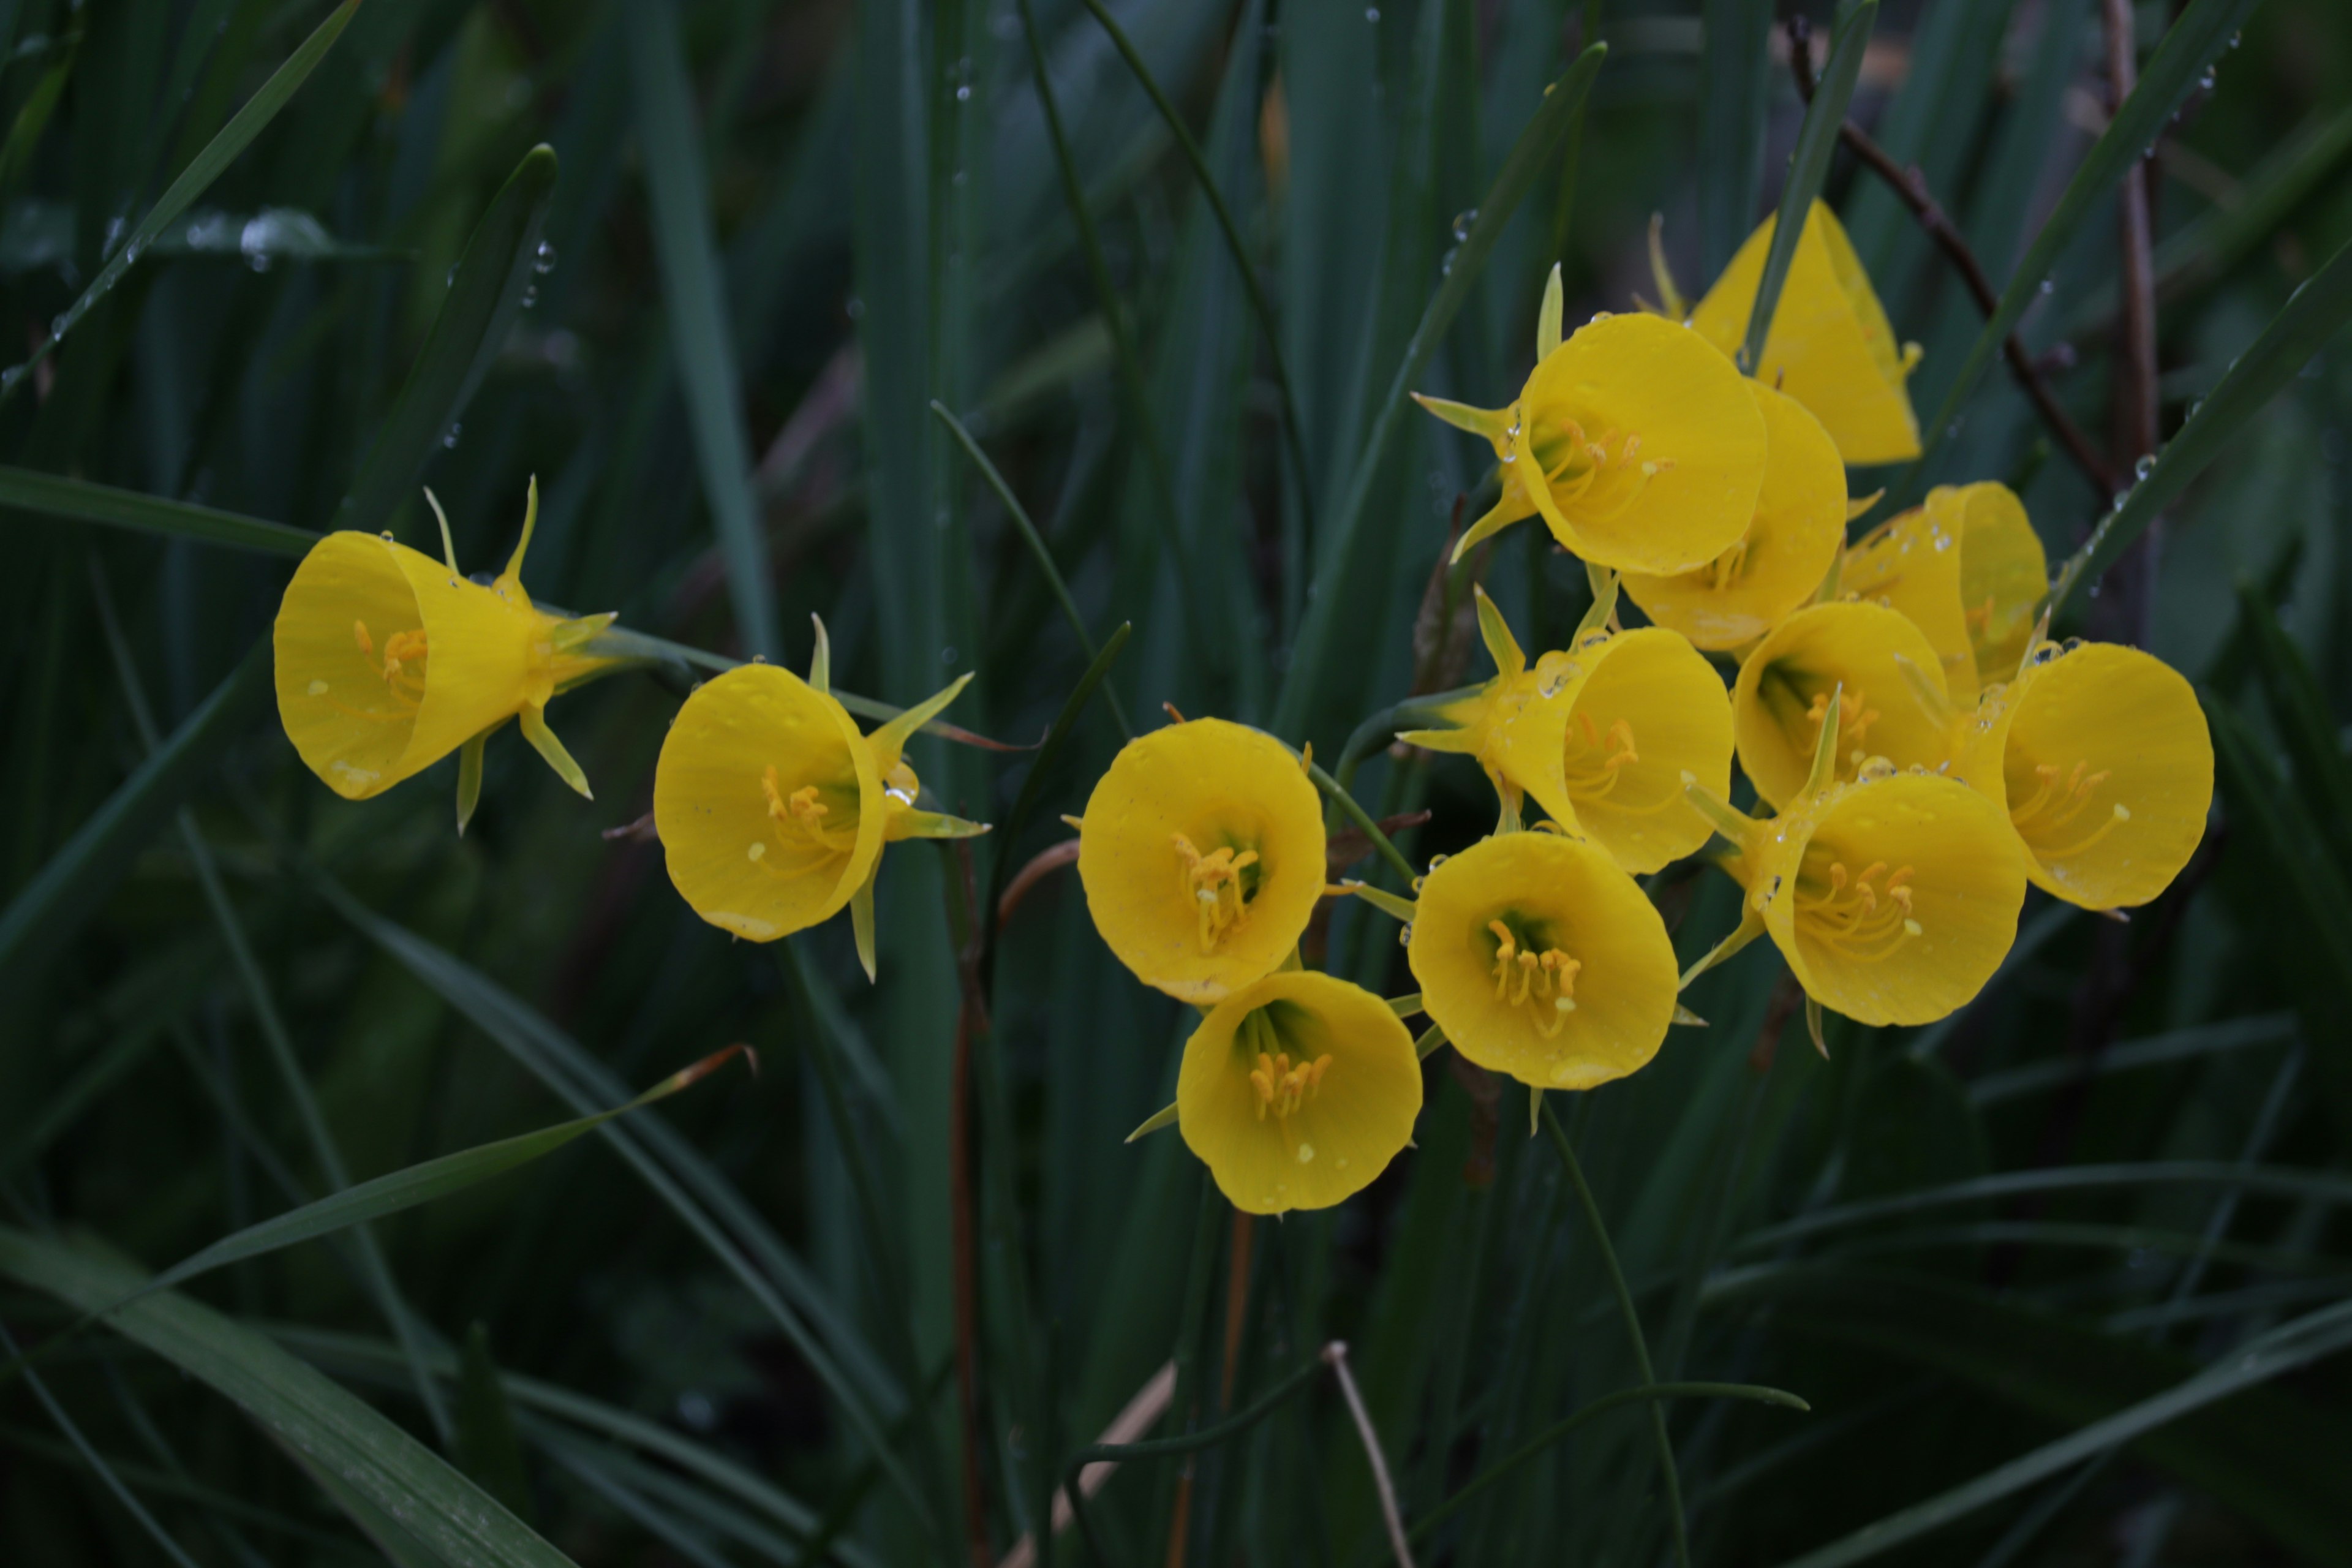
[1733,600,1957,809]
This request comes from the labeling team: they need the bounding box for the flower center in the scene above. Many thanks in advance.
[1488,919,1581,1039]
[2008,760,2130,861]
[1174,833,1259,954]
[1560,710,1684,817]
[1805,687,1882,770]
[1248,1047,1332,1121]
[353,619,429,711]
[753,766,853,869]
[1794,859,1921,961]
[1703,533,1754,590]
[1536,415,1672,524]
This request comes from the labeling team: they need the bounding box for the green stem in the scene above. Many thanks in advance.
[1307,760,1418,889]
[1542,1102,1691,1567]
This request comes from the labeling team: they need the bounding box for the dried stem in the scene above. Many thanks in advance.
[1322,1342,1418,1567]
[951,851,993,1567]
[1786,15,2120,499]
[2099,0,2163,645]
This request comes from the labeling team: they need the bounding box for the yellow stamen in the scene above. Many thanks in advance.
[1488,919,1581,1038]
[1795,858,1923,962]
[1175,832,1260,954]
[1248,1047,1333,1121]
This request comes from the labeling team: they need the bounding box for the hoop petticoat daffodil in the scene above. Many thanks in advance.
[1684,200,1924,466]
[1842,493,1983,708]
[1842,482,2052,709]
[1401,587,1730,873]
[1621,379,1849,652]
[652,624,985,976]
[1177,970,1422,1215]
[1076,717,1325,1004]
[1732,599,1956,810]
[1683,688,2027,1030]
[1408,831,1680,1091]
[274,479,620,826]
[1414,277,1766,576]
[1949,638,2211,911]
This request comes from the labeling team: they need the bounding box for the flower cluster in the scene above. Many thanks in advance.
[268,204,2212,1219]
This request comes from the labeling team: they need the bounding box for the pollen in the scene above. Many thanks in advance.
[1175,832,1259,954]
[1795,859,1921,961]
[759,766,851,860]
[1488,919,1581,1038]
[1249,1048,1332,1121]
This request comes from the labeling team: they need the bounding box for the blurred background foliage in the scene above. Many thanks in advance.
[2,0,2352,1564]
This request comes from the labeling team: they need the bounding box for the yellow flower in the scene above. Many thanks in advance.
[1951,640,2211,910]
[1686,200,1923,466]
[1945,483,2049,688]
[1725,769,2027,1027]
[1732,600,1954,810]
[652,640,983,972]
[1621,380,1849,651]
[1414,311,1766,575]
[274,481,616,818]
[1403,589,1730,873]
[1176,970,1422,1215]
[1077,718,1326,1004]
[1408,831,1679,1091]
[1842,483,2051,707]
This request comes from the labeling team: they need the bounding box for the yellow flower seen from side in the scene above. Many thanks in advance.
[1947,483,2049,688]
[1404,590,1730,873]
[1177,970,1423,1215]
[1843,496,1981,708]
[1732,599,1954,810]
[1687,200,1923,466]
[1077,718,1325,1004]
[274,482,615,810]
[1733,769,2027,1027]
[1414,311,1766,575]
[1408,831,1679,1091]
[652,652,984,967]
[1951,640,2211,910]
[1621,379,1849,651]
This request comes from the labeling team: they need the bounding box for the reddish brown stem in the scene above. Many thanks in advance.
[950,849,992,1567]
[1785,15,2120,499]
[2098,0,2163,646]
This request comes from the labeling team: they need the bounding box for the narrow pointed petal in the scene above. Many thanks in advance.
[1452,488,1532,563]
[867,671,976,776]
[496,475,540,597]
[1536,264,1564,358]
[1410,392,1515,445]
[1472,587,1526,676]
[519,704,592,799]
[886,810,990,843]
[852,870,878,982]
[456,730,487,835]
[1679,903,1765,990]
[809,613,832,695]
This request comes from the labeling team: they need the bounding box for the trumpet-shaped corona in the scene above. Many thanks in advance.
[1946,483,2049,688]
[1408,832,1679,1090]
[1951,641,2211,910]
[1843,496,1980,707]
[652,660,984,955]
[1686,201,1924,466]
[1622,380,1849,650]
[1732,772,2027,1027]
[274,486,617,807]
[1177,970,1423,1215]
[1732,600,1955,809]
[1414,312,1766,575]
[1403,592,1730,873]
[1077,718,1326,1003]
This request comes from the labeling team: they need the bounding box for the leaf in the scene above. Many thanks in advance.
[457,1325,535,1527]
[2054,233,2352,609]
[1697,0,1775,281]
[1901,0,2263,508]
[0,0,364,398]
[2234,576,2352,862]
[1275,43,1605,738]
[628,0,777,661]
[0,1225,582,1568]
[0,466,315,555]
[1741,1,1874,372]
[1736,1268,2352,1567]
[0,639,270,994]
[333,145,559,537]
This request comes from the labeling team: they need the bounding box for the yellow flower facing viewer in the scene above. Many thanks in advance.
[1177,970,1422,1215]
[1685,696,2026,1030]
[1402,588,1730,873]
[1414,300,1766,576]
[653,627,984,974]
[1951,639,2211,910]
[1077,717,1325,1004]
[1408,831,1679,1091]
[1621,379,1849,651]
[274,480,617,824]
[1686,200,1924,466]
[1732,599,1954,810]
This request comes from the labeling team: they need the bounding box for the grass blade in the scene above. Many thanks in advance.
[1739,1,1873,373]
[2053,234,2352,610]
[0,1226,584,1568]
[0,0,363,401]
[1276,43,1604,740]
[630,0,778,661]
[336,144,559,536]
[0,1320,202,1568]
[1698,0,1774,281]
[0,638,268,993]
[0,467,315,554]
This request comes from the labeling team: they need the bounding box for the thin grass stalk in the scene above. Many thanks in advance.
[0,1319,204,1568]
[1539,1101,1690,1568]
